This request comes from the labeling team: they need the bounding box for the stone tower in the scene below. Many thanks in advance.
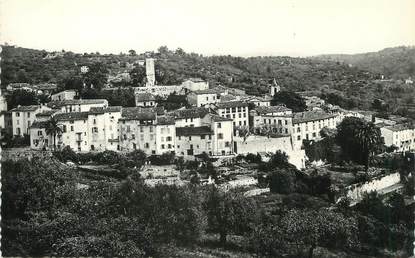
[270,78,280,97]
[145,58,156,87]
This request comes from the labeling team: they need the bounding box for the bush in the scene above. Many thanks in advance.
[149,152,175,165]
[53,146,79,163]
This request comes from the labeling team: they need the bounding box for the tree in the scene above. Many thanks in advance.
[279,209,358,258]
[46,118,62,151]
[6,89,38,109]
[268,168,297,194]
[129,65,146,86]
[271,91,306,112]
[204,187,259,245]
[355,122,383,170]
[336,117,382,170]
[128,49,136,56]
[125,150,147,169]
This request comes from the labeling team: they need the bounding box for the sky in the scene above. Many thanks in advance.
[1,0,414,57]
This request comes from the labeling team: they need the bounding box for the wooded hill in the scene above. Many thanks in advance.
[1,45,414,112]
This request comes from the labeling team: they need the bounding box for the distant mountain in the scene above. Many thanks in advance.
[313,46,415,79]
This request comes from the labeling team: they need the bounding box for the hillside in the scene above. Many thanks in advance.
[314,46,415,80]
[1,45,414,113]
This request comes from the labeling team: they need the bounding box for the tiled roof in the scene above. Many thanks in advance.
[170,107,211,119]
[210,114,233,122]
[135,93,156,102]
[186,78,205,83]
[157,116,175,125]
[36,110,59,117]
[383,123,415,132]
[190,89,218,95]
[121,107,156,120]
[216,101,248,109]
[11,105,41,112]
[34,83,57,90]
[254,105,291,115]
[220,95,238,102]
[176,126,213,136]
[54,112,89,121]
[7,83,31,88]
[30,121,49,129]
[47,99,107,108]
[293,111,337,124]
[89,106,122,114]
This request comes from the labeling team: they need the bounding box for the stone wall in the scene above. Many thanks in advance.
[1,148,53,161]
[343,172,401,204]
[234,135,306,169]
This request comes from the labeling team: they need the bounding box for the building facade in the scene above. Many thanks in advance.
[51,90,77,101]
[187,89,220,107]
[380,124,415,152]
[11,105,51,136]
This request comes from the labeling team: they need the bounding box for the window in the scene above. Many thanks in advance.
[208,135,212,140]
[127,125,130,132]
[206,97,209,101]
[27,112,30,117]
[16,112,20,117]
[278,120,282,125]
[189,136,192,140]
[297,135,301,141]
[71,126,74,132]
[161,137,165,142]
[133,143,137,150]
[232,114,236,119]
[166,136,172,141]
[123,135,127,140]
[178,136,181,140]
[285,120,288,125]
[239,121,242,126]
[93,119,96,124]
[149,126,153,132]
[285,128,288,134]
[140,126,144,133]
[145,143,149,148]
[16,120,19,125]
[217,122,222,128]
[263,119,267,124]
[243,113,246,118]
[63,125,67,133]
[312,132,316,137]
[16,128,21,135]
[232,107,236,113]
[168,144,172,149]
[225,141,230,147]
[244,121,247,126]
[238,113,241,118]
[38,130,43,136]
[161,144,165,149]
[218,133,223,139]
[177,145,180,148]
[132,134,135,139]
[201,135,206,139]
[161,128,165,133]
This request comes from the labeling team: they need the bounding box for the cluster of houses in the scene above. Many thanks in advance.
[1,58,414,169]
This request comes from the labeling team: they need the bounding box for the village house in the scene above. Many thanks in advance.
[47,99,108,113]
[215,101,249,130]
[181,78,209,92]
[30,106,122,152]
[53,112,90,151]
[292,111,339,144]
[175,113,234,158]
[245,96,272,107]
[51,90,77,101]
[170,107,212,127]
[11,105,51,137]
[135,93,156,107]
[250,105,293,130]
[187,89,220,107]
[118,107,176,155]
[380,123,415,152]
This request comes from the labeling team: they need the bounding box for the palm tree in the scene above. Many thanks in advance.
[45,118,62,151]
[356,122,382,171]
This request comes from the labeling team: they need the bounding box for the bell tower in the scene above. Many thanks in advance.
[145,58,156,87]
[270,78,280,97]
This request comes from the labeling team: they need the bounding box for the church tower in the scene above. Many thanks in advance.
[145,58,156,87]
[269,78,280,97]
